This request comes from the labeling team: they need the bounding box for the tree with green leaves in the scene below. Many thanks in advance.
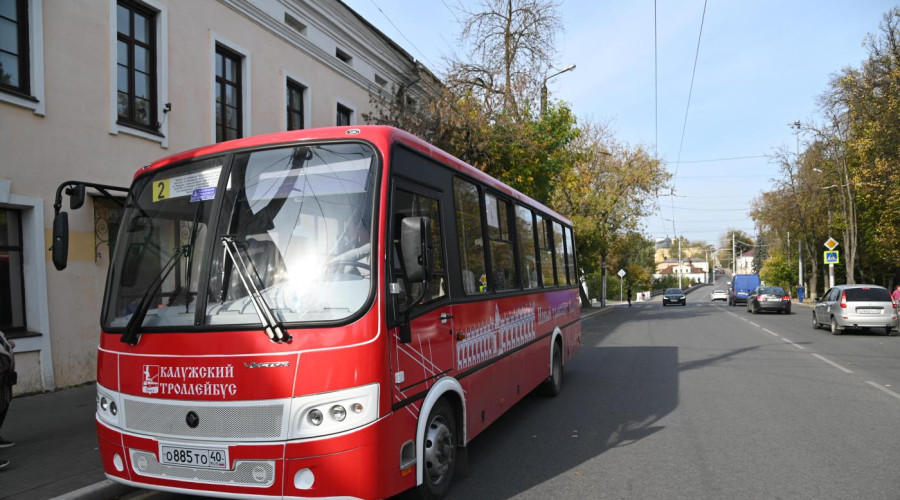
[551,121,670,304]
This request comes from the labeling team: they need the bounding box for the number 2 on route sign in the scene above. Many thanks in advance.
[823,251,839,264]
[152,179,170,202]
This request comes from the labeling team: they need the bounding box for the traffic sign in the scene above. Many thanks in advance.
[617,269,626,278]
[824,237,839,251]
[824,251,840,264]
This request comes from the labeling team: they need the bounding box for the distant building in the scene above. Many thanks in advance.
[735,249,756,273]
[654,258,710,284]
[0,0,440,393]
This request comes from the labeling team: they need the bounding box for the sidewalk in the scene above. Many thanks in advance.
[0,306,614,499]
[0,383,131,500]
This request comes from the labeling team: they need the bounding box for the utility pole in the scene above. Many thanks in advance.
[678,237,683,288]
[732,233,736,275]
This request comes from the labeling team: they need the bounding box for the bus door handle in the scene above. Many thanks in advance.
[440,313,453,323]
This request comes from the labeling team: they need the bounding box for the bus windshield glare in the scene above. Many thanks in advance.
[103,142,378,330]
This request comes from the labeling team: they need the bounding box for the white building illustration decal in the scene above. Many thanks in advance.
[456,305,535,369]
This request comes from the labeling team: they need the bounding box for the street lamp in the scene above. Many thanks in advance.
[541,64,576,115]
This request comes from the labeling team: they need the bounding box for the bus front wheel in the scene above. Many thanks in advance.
[419,399,456,499]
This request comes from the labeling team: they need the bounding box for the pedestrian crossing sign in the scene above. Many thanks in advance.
[824,251,839,264]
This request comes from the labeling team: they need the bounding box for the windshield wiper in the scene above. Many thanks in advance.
[180,201,204,312]
[220,235,291,343]
[121,245,186,345]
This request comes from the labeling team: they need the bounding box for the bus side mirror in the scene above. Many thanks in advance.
[51,212,69,271]
[401,216,432,282]
[398,216,432,344]
[67,184,86,210]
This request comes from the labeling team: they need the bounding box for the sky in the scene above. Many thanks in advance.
[343,0,896,249]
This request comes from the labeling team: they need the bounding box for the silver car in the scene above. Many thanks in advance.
[812,284,899,335]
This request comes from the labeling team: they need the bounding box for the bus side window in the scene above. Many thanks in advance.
[536,215,555,287]
[453,178,487,295]
[515,205,539,289]
[552,221,566,286]
[485,193,517,291]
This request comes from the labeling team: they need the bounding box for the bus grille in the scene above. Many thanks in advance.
[122,398,285,440]
[129,450,275,487]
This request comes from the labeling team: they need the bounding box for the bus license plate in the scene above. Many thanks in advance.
[159,444,229,470]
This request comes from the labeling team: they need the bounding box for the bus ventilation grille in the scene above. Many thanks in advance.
[122,398,285,439]
[129,450,275,487]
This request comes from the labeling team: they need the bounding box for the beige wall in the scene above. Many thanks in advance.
[0,0,433,393]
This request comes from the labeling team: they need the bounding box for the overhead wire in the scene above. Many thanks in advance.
[365,0,437,68]
[667,0,709,242]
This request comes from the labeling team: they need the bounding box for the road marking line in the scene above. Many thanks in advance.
[866,381,900,402]
[781,338,806,350]
[749,321,760,327]
[811,353,853,373]
[761,328,780,337]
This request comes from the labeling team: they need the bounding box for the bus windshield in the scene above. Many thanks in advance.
[103,142,378,331]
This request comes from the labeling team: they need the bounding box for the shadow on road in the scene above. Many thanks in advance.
[436,344,678,500]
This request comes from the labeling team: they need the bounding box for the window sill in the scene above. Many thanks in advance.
[0,87,38,103]
[116,120,165,138]
[112,120,168,147]
[3,329,42,340]
[0,88,43,115]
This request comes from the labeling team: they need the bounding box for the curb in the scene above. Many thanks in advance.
[50,479,134,500]
[580,305,621,321]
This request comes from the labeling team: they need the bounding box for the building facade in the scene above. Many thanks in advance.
[654,259,711,284]
[0,0,438,393]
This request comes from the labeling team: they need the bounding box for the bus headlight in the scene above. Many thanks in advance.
[96,385,121,427]
[330,405,347,422]
[289,384,379,439]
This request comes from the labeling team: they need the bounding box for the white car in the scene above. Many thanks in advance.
[710,289,728,301]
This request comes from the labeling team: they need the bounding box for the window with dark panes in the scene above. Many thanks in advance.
[536,214,554,287]
[391,189,446,308]
[486,193,517,291]
[564,226,576,285]
[215,44,242,142]
[516,206,538,289]
[453,178,487,295]
[117,0,157,130]
[0,0,29,96]
[336,103,352,126]
[0,209,26,333]
[286,79,305,130]
[552,221,566,286]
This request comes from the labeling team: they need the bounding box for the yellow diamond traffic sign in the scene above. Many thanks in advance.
[824,237,839,251]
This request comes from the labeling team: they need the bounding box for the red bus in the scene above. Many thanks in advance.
[52,125,582,499]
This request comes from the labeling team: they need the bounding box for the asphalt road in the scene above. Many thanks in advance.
[117,280,900,500]
[438,286,900,500]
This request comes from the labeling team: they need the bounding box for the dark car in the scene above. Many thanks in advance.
[662,288,686,306]
[746,286,791,314]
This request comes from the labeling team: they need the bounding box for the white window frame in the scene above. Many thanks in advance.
[107,0,169,147]
[0,0,45,115]
[0,178,54,390]
[283,72,311,131]
[210,33,251,143]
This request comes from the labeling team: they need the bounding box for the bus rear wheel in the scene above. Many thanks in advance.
[540,341,563,397]
[419,399,456,499]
